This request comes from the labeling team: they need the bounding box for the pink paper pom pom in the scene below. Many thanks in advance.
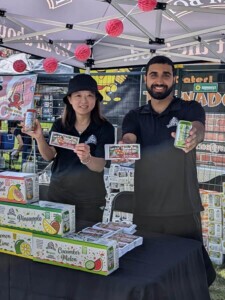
[13,60,27,73]
[105,19,124,37]
[138,0,157,12]
[74,44,91,62]
[43,57,58,73]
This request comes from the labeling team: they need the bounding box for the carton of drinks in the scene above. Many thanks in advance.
[33,233,119,276]
[105,144,140,160]
[49,132,79,150]
[0,226,32,259]
[0,201,75,237]
[0,171,39,204]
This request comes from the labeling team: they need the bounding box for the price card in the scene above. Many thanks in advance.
[105,144,140,160]
[49,132,80,150]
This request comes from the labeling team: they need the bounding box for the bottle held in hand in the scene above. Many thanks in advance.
[24,109,36,132]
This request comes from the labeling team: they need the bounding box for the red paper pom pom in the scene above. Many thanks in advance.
[105,19,124,37]
[138,0,157,12]
[13,60,27,73]
[43,57,58,73]
[74,44,91,62]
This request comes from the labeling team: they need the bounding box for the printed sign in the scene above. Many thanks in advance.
[105,144,140,160]
[49,132,80,150]
[0,75,37,120]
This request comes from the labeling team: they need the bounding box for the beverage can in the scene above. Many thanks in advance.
[174,120,192,149]
[24,109,36,132]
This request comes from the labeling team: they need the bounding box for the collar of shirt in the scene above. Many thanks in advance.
[140,97,182,117]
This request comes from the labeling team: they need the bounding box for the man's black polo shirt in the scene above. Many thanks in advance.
[122,97,205,216]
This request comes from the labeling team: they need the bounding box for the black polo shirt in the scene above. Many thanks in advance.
[122,97,205,216]
[48,118,115,206]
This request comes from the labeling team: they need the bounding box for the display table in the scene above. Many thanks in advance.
[0,230,210,300]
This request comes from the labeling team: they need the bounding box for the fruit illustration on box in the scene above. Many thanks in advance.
[15,239,31,256]
[85,258,103,271]
[7,184,24,202]
[50,215,61,233]
[43,218,59,235]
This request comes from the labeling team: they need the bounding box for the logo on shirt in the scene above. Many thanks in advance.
[85,135,97,145]
[166,117,179,128]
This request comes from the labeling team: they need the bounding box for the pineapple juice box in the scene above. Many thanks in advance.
[0,201,75,237]
[33,233,119,276]
[0,171,39,204]
[0,226,32,259]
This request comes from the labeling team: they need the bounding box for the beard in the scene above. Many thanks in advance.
[146,83,175,100]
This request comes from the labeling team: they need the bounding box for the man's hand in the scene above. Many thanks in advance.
[171,121,205,153]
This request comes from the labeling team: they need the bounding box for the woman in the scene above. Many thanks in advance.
[25,74,115,222]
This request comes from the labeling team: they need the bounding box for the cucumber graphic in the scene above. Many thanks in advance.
[85,260,95,270]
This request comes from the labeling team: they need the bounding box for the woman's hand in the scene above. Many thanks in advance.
[21,119,43,140]
[74,143,91,164]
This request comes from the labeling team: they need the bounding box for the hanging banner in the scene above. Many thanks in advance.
[84,68,141,126]
[0,75,37,120]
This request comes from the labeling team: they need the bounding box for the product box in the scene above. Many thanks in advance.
[0,171,39,204]
[0,226,32,259]
[209,222,223,238]
[209,250,224,265]
[208,237,222,252]
[209,208,222,223]
[33,234,119,276]
[0,201,75,237]
[49,132,79,150]
[105,144,140,160]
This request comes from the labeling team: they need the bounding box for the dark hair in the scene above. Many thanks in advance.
[8,120,20,128]
[62,96,105,130]
[145,55,175,76]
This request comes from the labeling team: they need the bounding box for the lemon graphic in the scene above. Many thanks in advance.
[15,239,31,256]
[43,219,57,235]
[20,242,31,256]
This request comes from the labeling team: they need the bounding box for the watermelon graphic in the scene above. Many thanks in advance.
[94,258,103,271]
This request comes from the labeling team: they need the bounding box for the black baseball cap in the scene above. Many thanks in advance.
[63,74,103,103]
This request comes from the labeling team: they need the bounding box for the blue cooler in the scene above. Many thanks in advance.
[0,133,15,150]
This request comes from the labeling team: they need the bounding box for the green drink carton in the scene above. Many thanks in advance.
[33,233,119,276]
[0,201,75,237]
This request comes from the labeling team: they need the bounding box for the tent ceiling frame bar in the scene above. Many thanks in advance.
[110,0,155,40]
[165,10,225,62]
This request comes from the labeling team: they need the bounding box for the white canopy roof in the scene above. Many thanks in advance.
[0,0,225,69]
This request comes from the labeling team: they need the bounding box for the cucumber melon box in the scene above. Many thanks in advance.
[0,226,32,259]
[0,171,39,204]
[0,201,75,237]
[33,234,119,275]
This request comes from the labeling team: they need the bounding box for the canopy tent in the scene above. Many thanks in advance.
[0,0,225,70]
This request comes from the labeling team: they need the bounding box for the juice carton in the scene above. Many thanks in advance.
[0,171,39,204]
[33,233,119,275]
[0,201,75,237]
[0,226,32,259]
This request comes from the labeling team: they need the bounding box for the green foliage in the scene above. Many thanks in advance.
[209,265,225,300]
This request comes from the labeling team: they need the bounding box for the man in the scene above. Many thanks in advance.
[9,121,32,164]
[121,55,215,286]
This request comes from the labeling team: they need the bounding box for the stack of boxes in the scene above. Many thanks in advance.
[200,186,225,265]
[0,171,120,275]
[103,164,134,223]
